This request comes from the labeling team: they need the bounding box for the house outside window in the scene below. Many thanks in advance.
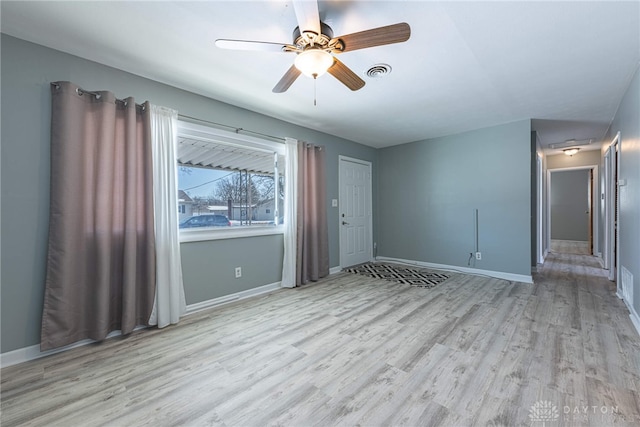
[177,190,193,221]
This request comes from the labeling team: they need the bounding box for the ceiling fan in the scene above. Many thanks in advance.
[215,0,411,93]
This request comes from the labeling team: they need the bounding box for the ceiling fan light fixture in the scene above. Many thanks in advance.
[294,49,333,78]
[563,147,580,156]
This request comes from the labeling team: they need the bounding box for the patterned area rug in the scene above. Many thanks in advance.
[345,263,450,288]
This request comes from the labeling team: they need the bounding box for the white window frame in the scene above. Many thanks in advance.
[177,121,286,243]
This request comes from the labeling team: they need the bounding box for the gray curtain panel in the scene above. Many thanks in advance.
[296,142,329,285]
[41,82,156,351]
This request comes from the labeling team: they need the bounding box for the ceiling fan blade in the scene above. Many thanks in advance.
[334,22,411,52]
[215,39,296,53]
[273,65,302,93]
[292,0,321,35]
[327,58,365,91]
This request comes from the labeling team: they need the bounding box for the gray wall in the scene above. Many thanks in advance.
[546,150,601,169]
[550,170,589,241]
[604,65,640,318]
[0,35,377,353]
[181,235,283,304]
[377,120,532,276]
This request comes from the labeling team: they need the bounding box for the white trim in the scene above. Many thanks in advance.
[536,154,545,264]
[376,256,534,284]
[546,165,599,257]
[622,298,640,338]
[604,132,621,283]
[329,266,342,275]
[1,282,283,368]
[604,147,611,271]
[614,134,622,288]
[185,281,282,315]
[177,120,285,154]
[180,225,284,243]
[0,326,146,369]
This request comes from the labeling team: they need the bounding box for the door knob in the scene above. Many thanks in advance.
[342,221,349,225]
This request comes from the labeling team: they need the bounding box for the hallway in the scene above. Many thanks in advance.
[531,238,640,425]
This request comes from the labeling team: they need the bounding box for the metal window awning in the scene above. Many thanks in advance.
[177,137,283,175]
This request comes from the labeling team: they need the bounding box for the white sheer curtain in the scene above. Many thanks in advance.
[281,137,298,288]
[148,104,186,327]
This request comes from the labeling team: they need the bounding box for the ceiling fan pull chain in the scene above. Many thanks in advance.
[313,74,317,106]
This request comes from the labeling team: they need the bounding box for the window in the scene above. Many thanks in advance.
[177,121,286,242]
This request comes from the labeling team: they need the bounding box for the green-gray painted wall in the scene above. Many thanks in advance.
[377,120,532,276]
[0,35,377,353]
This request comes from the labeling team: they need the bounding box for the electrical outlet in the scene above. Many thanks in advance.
[235,267,242,278]
[475,252,482,260]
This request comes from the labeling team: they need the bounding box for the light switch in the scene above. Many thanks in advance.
[332,199,338,207]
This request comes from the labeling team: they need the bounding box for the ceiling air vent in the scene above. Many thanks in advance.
[366,63,392,79]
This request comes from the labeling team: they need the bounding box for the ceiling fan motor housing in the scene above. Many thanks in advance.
[293,22,343,52]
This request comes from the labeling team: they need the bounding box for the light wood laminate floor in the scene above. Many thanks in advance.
[2,251,639,426]
[551,239,591,256]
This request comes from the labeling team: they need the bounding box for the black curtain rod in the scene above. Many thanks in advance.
[50,82,146,110]
[50,82,285,142]
[178,114,286,143]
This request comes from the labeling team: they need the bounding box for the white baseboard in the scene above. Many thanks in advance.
[329,266,342,275]
[620,290,640,338]
[0,327,145,369]
[376,256,534,284]
[629,305,640,338]
[185,281,281,316]
[1,282,283,369]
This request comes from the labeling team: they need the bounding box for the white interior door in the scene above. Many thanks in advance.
[339,156,372,268]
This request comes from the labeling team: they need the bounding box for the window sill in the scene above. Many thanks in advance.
[179,225,285,243]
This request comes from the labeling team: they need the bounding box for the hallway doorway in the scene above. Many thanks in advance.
[547,165,598,258]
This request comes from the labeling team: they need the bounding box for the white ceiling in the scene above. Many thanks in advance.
[2,1,639,153]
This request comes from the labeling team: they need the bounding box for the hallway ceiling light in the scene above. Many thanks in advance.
[563,147,580,156]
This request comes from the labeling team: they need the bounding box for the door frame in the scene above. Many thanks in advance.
[604,132,621,283]
[338,155,373,268]
[546,165,598,255]
[536,154,545,264]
